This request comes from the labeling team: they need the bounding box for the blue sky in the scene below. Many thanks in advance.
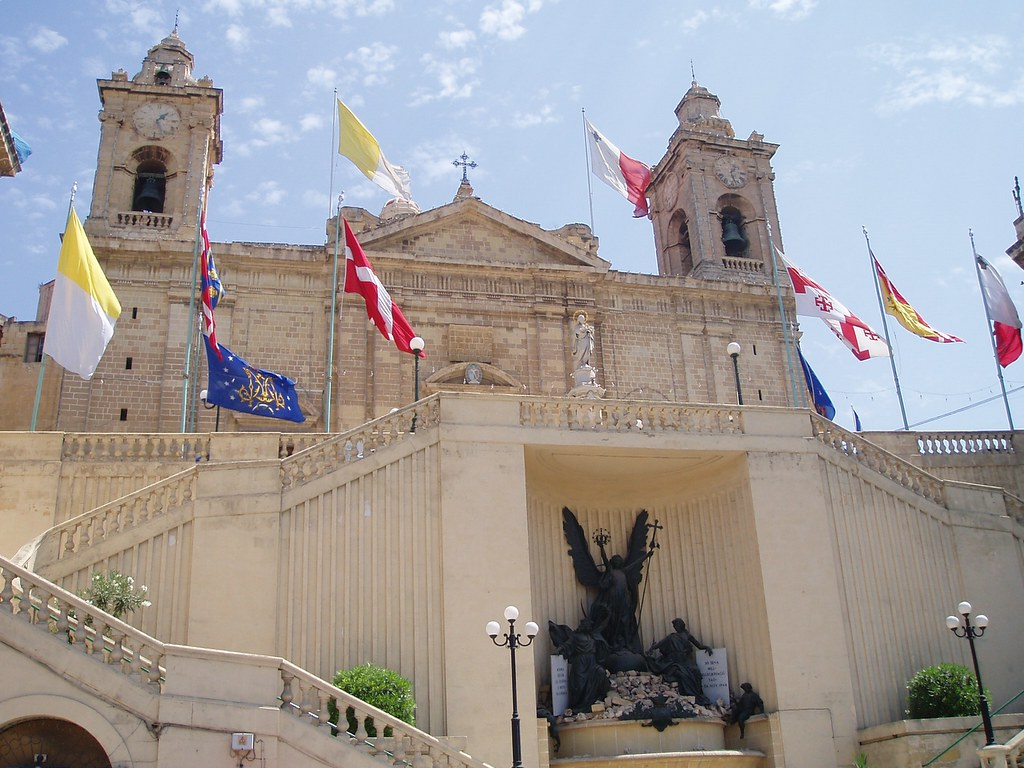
[2,1,1023,432]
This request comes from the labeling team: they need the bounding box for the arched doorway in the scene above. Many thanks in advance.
[0,718,111,768]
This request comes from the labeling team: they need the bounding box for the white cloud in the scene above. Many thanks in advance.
[410,138,478,183]
[307,65,338,89]
[346,42,398,87]
[412,55,479,104]
[748,0,817,20]
[480,0,542,41]
[511,105,557,128]
[267,6,293,27]
[225,24,249,51]
[439,29,476,50]
[300,113,325,132]
[238,96,265,113]
[864,36,1024,112]
[247,180,286,206]
[29,27,67,54]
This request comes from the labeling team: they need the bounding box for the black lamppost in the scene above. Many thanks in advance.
[199,388,220,432]
[946,601,995,745]
[409,336,425,433]
[486,606,539,768]
[727,341,743,405]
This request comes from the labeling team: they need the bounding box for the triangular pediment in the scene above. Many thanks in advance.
[346,197,610,271]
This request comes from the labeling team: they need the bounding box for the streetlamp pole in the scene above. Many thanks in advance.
[487,606,539,768]
[727,341,743,405]
[409,336,425,433]
[199,388,220,432]
[946,601,995,745]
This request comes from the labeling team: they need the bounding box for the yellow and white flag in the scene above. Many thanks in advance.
[43,208,121,379]
[337,98,411,200]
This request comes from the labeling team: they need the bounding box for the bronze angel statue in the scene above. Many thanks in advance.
[561,506,655,656]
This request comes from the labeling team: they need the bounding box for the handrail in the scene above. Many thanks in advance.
[0,553,494,768]
[280,396,441,490]
[810,414,946,505]
[922,688,1024,766]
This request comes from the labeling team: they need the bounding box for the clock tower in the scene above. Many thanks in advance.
[86,29,222,242]
[647,81,782,282]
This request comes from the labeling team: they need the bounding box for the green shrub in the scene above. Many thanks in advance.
[328,662,415,738]
[906,663,982,719]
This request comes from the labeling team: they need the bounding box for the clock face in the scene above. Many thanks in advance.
[714,156,748,189]
[133,103,181,139]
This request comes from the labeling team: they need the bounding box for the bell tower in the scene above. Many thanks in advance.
[647,81,782,282]
[86,30,222,242]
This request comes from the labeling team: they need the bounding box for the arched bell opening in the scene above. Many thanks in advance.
[0,717,112,768]
[720,205,748,258]
[129,145,173,214]
[665,209,694,275]
[132,161,166,213]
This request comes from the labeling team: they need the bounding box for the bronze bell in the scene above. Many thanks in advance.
[133,176,164,213]
[722,217,747,256]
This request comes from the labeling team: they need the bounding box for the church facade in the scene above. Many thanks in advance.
[1,32,1022,768]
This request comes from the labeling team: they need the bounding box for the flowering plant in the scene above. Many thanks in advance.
[80,570,151,619]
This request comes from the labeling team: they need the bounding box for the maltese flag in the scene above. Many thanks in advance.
[977,255,1023,367]
[585,119,651,218]
[343,219,421,355]
[781,251,890,361]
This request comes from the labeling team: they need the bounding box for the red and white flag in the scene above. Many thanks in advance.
[781,251,890,360]
[585,119,651,218]
[976,255,1023,367]
[344,219,421,355]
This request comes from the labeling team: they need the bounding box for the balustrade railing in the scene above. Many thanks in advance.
[0,553,493,768]
[722,256,765,274]
[811,414,946,505]
[115,211,173,229]
[519,398,744,434]
[916,432,1016,455]
[281,399,440,490]
[50,468,197,561]
[279,660,493,768]
[0,555,165,689]
[62,433,209,462]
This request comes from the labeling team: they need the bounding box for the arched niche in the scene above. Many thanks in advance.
[664,209,694,275]
[130,145,173,213]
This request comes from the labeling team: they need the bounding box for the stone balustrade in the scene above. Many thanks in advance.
[279,660,493,768]
[519,399,744,433]
[0,555,164,689]
[281,399,440,490]
[51,468,196,561]
[916,432,1016,455]
[722,256,765,274]
[0,553,494,768]
[811,414,946,505]
[62,433,209,461]
[115,210,174,229]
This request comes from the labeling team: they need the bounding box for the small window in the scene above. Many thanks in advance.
[125,357,133,370]
[119,408,128,421]
[752,344,757,355]
[132,307,138,320]
[25,332,45,362]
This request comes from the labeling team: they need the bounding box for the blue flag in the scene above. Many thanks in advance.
[852,407,862,432]
[11,130,31,164]
[798,349,836,420]
[203,337,305,423]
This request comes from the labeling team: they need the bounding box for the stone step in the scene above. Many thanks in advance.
[552,750,765,768]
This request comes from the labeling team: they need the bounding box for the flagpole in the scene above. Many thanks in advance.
[970,229,1015,430]
[863,227,909,430]
[180,183,207,432]
[325,195,343,433]
[30,183,79,431]
[765,222,802,408]
[582,107,595,233]
[328,88,338,221]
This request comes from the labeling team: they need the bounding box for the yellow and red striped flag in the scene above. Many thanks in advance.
[872,255,963,343]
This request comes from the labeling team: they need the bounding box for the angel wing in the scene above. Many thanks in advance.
[622,509,651,589]
[562,507,602,588]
